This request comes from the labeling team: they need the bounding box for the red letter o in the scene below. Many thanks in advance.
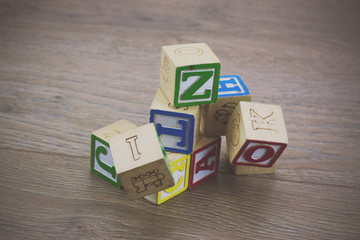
[244,145,275,162]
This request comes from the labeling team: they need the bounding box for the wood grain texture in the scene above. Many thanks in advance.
[0,0,359,239]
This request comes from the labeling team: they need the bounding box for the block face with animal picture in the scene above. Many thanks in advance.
[145,153,191,205]
[160,43,221,107]
[90,119,137,187]
[150,89,201,154]
[189,136,221,188]
[226,102,288,175]
[109,123,175,199]
[203,75,251,137]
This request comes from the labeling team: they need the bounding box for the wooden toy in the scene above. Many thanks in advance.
[109,123,175,199]
[226,102,288,175]
[145,153,191,205]
[189,136,221,188]
[160,43,221,107]
[203,75,251,136]
[150,88,201,154]
[89,42,290,204]
[90,119,137,187]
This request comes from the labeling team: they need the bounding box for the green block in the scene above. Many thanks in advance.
[90,134,120,187]
[160,43,221,108]
[174,63,220,107]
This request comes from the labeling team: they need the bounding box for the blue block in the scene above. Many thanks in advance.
[150,109,195,154]
[218,75,250,98]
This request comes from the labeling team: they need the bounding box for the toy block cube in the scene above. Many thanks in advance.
[189,136,221,188]
[226,102,288,175]
[150,88,201,154]
[144,153,191,205]
[160,43,221,107]
[90,119,137,187]
[203,75,251,136]
[109,123,175,199]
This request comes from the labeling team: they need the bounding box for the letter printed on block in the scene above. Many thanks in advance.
[91,136,118,185]
[203,75,251,137]
[150,89,201,154]
[232,140,286,167]
[151,110,194,154]
[175,65,220,106]
[109,123,175,199]
[157,154,190,204]
[218,75,250,97]
[144,153,191,205]
[160,43,221,107]
[189,137,221,188]
[226,102,288,172]
[90,119,138,187]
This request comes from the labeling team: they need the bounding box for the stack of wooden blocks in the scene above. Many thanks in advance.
[90,43,288,205]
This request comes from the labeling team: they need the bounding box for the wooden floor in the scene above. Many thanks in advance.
[1,0,360,239]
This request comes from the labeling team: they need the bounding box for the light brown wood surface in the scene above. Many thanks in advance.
[0,0,359,239]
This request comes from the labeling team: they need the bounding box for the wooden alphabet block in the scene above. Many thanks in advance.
[144,153,191,205]
[90,119,137,187]
[150,89,201,154]
[160,43,221,107]
[109,123,175,199]
[203,75,251,136]
[226,102,288,175]
[189,136,221,188]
